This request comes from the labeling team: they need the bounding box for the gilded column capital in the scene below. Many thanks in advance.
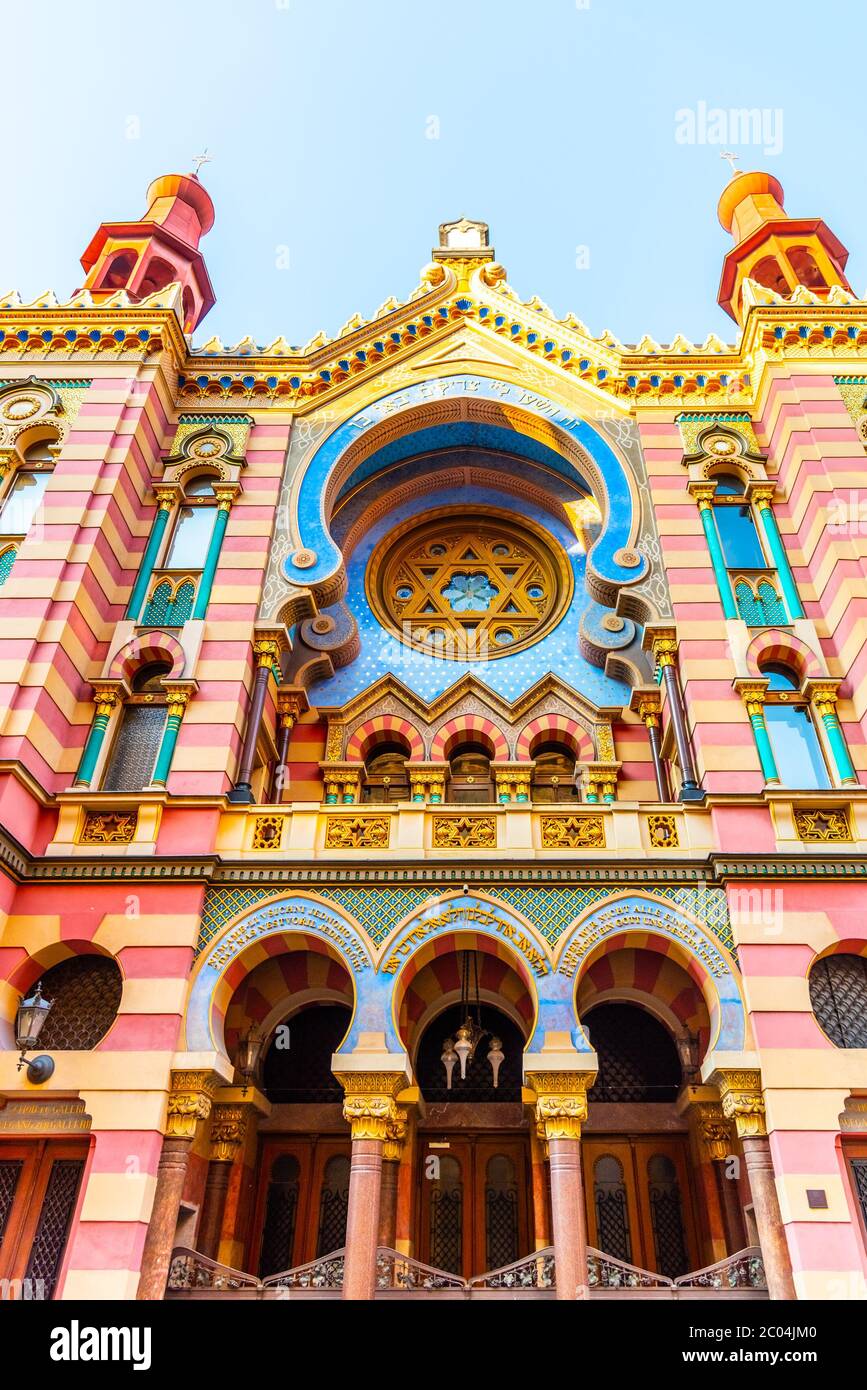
[91,679,127,717]
[208,1103,249,1163]
[526,1071,595,1142]
[215,485,238,512]
[383,1107,409,1162]
[630,687,662,728]
[277,686,308,728]
[253,636,282,669]
[695,1101,733,1161]
[803,678,842,717]
[161,678,197,720]
[733,677,770,716]
[642,624,679,669]
[336,1071,406,1142]
[687,480,718,509]
[711,1068,767,1139]
[166,1069,221,1140]
[154,485,178,510]
[747,483,777,510]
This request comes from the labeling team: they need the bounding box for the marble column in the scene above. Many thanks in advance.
[631,689,670,801]
[712,1068,796,1300]
[644,628,703,801]
[376,1107,407,1250]
[337,1072,405,1300]
[527,1071,594,1301]
[137,1070,217,1300]
[229,634,283,804]
[197,1103,248,1262]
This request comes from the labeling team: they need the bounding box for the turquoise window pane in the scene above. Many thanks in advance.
[734,580,787,627]
[0,471,48,536]
[0,546,15,587]
[765,706,830,789]
[715,504,765,569]
[164,505,216,568]
[142,578,196,627]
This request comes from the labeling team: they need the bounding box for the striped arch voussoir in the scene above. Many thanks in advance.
[745,630,822,683]
[430,715,510,762]
[108,631,186,685]
[344,715,425,762]
[516,714,595,762]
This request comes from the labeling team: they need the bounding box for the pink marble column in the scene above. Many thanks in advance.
[342,1138,384,1300]
[742,1136,796,1300]
[548,1137,588,1301]
[377,1158,399,1250]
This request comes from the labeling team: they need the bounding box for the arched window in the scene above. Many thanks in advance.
[0,442,54,538]
[809,954,867,1048]
[137,256,176,297]
[447,742,493,803]
[100,249,137,290]
[484,1154,519,1270]
[788,247,828,291]
[751,254,790,296]
[258,1153,301,1278]
[316,1154,350,1256]
[362,742,410,803]
[182,287,196,332]
[594,1154,632,1264]
[261,1004,351,1103]
[647,1153,689,1279]
[428,1153,463,1275]
[32,955,123,1050]
[163,478,218,569]
[530,741,579,803]
[758,661,830,789]
[711,476,766,570]
[583,1003,682,1102]
[101,661,172,791]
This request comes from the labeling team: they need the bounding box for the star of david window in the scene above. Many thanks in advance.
[367,508,573,660]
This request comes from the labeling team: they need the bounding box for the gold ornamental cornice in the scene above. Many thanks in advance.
[166,1068,221,1140]
[710,1068,767,1139]
[335,1071,406,1143]
[2,277,867,413]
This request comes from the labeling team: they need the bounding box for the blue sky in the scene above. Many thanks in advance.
[5,1,865,347]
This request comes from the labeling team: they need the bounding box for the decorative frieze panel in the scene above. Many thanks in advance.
[646,814,679,849]
[324,815,390,849]
[431,815,497,849]
[794,807,852,842]
[539,813,605,849]
[79,810,138,845]
[251,814,284,851]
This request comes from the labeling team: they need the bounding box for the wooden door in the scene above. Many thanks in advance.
[417,1135,530,1278]
[0,1139,87,1298]
[583,1136,699,1278]
[251,1137,351,1276]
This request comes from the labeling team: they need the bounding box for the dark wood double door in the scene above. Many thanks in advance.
[0,1140,87,1298]
[251,1137,352,1276]
[417,1134,530,1279]
[583,1136,699,1278]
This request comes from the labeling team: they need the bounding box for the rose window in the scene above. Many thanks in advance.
[366,508,573,660]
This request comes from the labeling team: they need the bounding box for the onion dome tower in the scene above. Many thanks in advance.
[79,171,216,332]
[717,170,852,324]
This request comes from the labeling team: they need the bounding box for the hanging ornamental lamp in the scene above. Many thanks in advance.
[441,950,505,1090]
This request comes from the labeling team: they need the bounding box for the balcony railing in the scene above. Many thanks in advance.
[166,1244,768,1300]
